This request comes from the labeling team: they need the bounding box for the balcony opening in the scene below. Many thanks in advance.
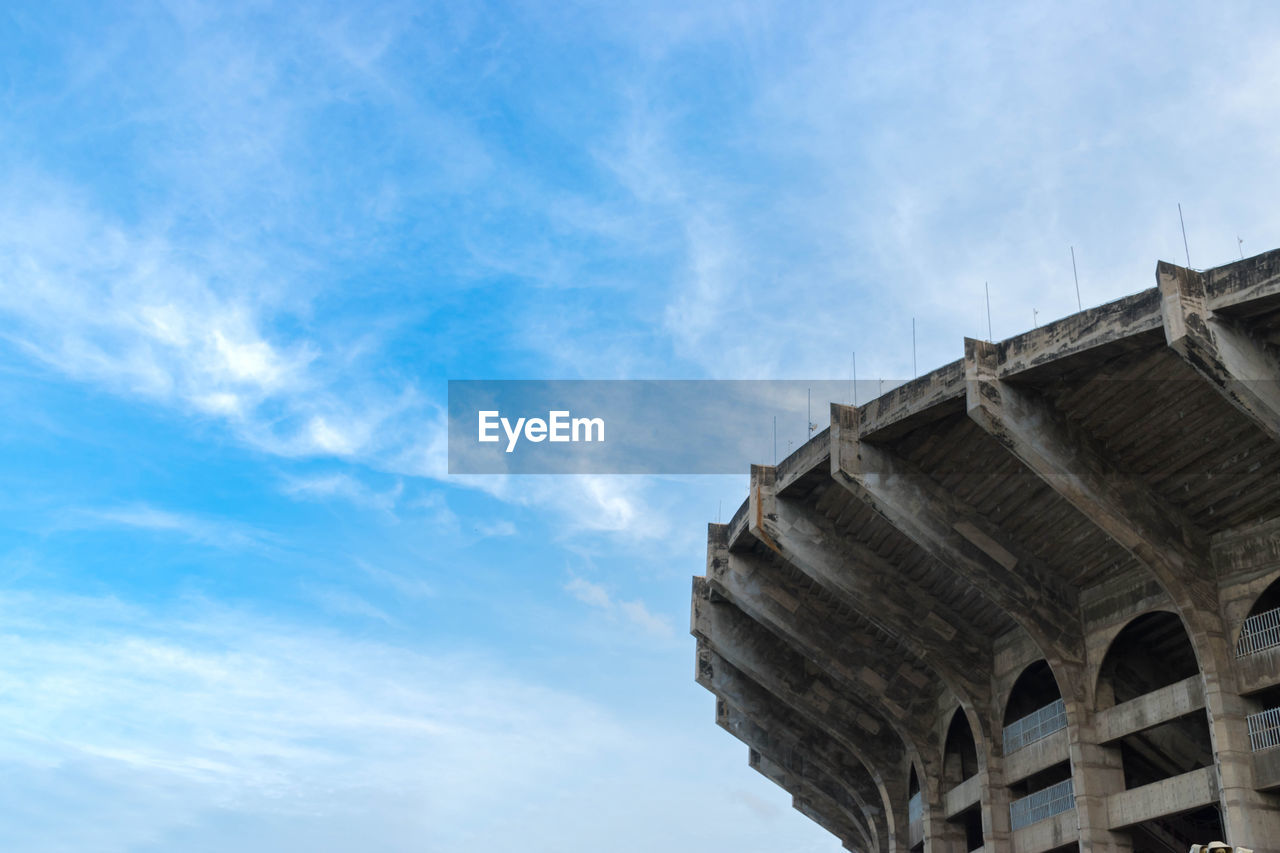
[943,709,979,787]
[1245,684,1280,753]
[1238,575,1280,657]
[949,804,983,852]
[1115,713,1214,789]
[1003,660,1066,752]
[942,711,984,849]
[1128,804,1223,853]
[1097,611,1199,710]
[1007,762,1073,831]
[1097,611,1213,789]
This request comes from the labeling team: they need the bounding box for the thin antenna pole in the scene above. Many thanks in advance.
[1178,203,1191,267]
[985,282,993,342]
[851,351,858,406]
[717,501,721,524]
[772,416,777,466]
[808,387,813,436]
[1033,308,1039,328]
[1070,246,1081,311]
[1239,237,1245,260]
[912,318,917,378]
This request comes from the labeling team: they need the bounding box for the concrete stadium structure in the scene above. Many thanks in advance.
[690,251,1280,853]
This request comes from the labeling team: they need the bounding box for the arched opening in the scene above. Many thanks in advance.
[1128,804,1224,853]
[1238,574,1280,657]
[1096,611,1218,849]
[943,710,979,786]
[1003,660,1065,751]
[1097,611,1199,710]
[1003,660,1062,725]
[1002,661,1074,832]
[942,711,984,851]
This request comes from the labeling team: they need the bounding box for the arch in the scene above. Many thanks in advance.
[943,708,979,787]
[1237,573,1280,655]
[1247,574,1280,618]
[1095,609,1199,710]
[1003,660,1062,726]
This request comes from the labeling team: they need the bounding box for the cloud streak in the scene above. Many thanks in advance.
[0,590,829,852]
[565,575,674,640]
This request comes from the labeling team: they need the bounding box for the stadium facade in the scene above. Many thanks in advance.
[690,251,1280,852]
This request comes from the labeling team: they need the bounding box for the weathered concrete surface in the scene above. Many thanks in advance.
[943,773,981,819]
[1002,728,1070,785]
[1010,806,1078,853]
[719,699,878,849]
[1105,765,1219,829]
[1095,676,1205,743]
[696,643,891,851]
[749,466,992,708]
[1204,247,1280,314]
[1252,747,1280,792]
[749,749,868,849]
[1160,262,1280,444]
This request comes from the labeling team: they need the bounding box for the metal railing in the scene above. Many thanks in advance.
[1248,707,1280,752]
[1003,698,1067,753]
[1237,607,1280,657]
[1009,778,1074,831]
[907,791,923,847]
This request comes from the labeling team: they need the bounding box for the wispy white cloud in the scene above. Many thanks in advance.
[565,575,674,640]
[60,504,277,552]
[281,473,403,514]
[0,591,832,852]
[354,559,435,600]
[585,2,1280,384]
[473,519,517,538]
[304,584,396,625]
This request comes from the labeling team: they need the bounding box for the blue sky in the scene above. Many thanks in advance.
[1,2,1278,851]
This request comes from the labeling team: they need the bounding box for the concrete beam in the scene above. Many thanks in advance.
[696,643,892,851]
[792,797,873,853]
[692,578,907,771]
[1105,765,1219,829]
[855,360,967,443]
[701,558,967,850]
[829,401,1082,664]
[964,336,1216,616]
[791,799,867,853]
[748,749,866,849]
[692,582,915,848]
[1159,261,1280,445]
[746,466,993,711]
[718,702,877,852]
[1010,805,1079,853]
[775,428,832,493]
[1095,675,1206,744]
[997,288,1164,380]
[708,525,946,738]
[943,774,981,819]
[1205,247,1280,316]
[1003,727,1070,785]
